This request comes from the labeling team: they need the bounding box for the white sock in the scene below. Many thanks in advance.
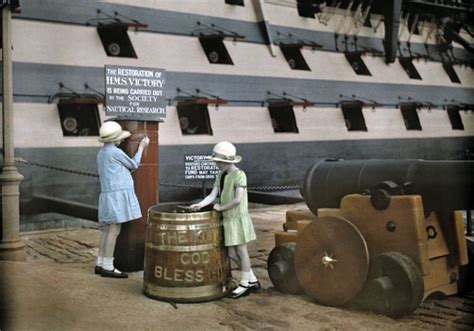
[240,271,250,286]
[102,257,114,271]
[96,256,103,267]
[249,269,258,283]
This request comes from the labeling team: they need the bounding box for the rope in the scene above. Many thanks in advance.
[249,185,300,191]
[15,157,99,178]
[15,157,301,192]
[161,182,300,191]
[160,182,204,189]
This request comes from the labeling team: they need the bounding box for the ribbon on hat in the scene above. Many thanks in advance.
[101,130,121,140]
[212,152,236,161]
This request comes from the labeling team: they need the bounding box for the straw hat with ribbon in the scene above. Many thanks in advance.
[209,141,242,163]
[98,121,131,143]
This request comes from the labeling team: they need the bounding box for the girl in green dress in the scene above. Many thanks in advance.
[190,141,260,299]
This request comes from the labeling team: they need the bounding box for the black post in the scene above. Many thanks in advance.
[383,0,402,64]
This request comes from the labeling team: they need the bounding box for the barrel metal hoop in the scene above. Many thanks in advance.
[147,223,222,231]
[145,243,221,252]
[144,282,225,299]
[148,211,220,222]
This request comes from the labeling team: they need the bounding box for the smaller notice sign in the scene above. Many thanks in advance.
[105,65,166,117]
[184,155,219,180]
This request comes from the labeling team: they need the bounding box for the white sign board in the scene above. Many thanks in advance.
[105,65,166,117]
[184,155,219,180]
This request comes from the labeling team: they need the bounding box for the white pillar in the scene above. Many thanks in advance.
[0,5,26,261]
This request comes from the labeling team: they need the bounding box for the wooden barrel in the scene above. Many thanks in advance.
[143,203,232,302]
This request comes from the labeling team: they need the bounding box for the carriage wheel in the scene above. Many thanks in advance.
[353,252,424,318]
[294,216,369,306]
[267,242,303,294]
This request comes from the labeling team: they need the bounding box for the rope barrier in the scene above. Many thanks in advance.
[15,157,99,178]
[15,157,301,192]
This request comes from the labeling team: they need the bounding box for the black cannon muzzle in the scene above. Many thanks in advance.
[301,159,474,216]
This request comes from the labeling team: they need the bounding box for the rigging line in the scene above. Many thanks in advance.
[195,21,241,37]
[267,91,290,100]
[408,11,420,43]
[425,15,437,44]
[372,16,383,33]
[398,96,437,108]
[175,88,196,98]
[48,92,80,104]
[86,17,117,26]
[348,1,363,35]
[320,0,342,25]
[282,91,308,101]
[353,3,371,36]
[399,11,408,39]
[195,89,220,99]
[208,22,243,37]
[275,31,321,48]
[350,93,380,104]
[335,0,353,34]
[95,9,122,23]
[84,84,105,98]
[113,11,140,24]
[58,83,81,96]
[342,38,383,53]
[320,1,342,25]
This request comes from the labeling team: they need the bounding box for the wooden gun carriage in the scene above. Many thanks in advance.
[268,159,474,317]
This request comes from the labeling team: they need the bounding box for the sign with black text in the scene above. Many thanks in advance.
[184,155,219,180]
[105,65,166,117]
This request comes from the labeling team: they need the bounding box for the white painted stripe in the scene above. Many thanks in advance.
[12,103,110,148]
[12,20,474,88]
[163,105,474,145]
[12,103,473,148]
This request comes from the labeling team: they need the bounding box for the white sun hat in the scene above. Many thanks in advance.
[209,141,242,163]
[98,121,131,143]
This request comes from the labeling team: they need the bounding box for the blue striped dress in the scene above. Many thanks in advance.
[97,143,143,223]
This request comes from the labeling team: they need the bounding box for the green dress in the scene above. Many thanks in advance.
[215,169,257,246]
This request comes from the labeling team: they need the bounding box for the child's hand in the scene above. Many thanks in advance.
[213,203,223,211]
[140,136,150,148]
[189,204,201,211]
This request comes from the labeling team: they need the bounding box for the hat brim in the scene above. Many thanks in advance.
[98,130,131,143]
[208,155,242,163]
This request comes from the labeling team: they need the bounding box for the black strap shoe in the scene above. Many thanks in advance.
[228,284,251,299]
[101,268,128,278]
[94,266,102,275]
[248,280,261,292]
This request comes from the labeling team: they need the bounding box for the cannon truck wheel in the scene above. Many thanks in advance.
[267,242,303,294]
[353,252,424,318]
[294,216,369,306]
[457,239,474,294]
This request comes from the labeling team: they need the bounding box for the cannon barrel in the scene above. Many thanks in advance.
[301,159,474,216]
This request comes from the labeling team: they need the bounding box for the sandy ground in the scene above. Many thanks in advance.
[0,204,462,330]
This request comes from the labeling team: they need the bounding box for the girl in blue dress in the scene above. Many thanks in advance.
[95,121,149,278]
